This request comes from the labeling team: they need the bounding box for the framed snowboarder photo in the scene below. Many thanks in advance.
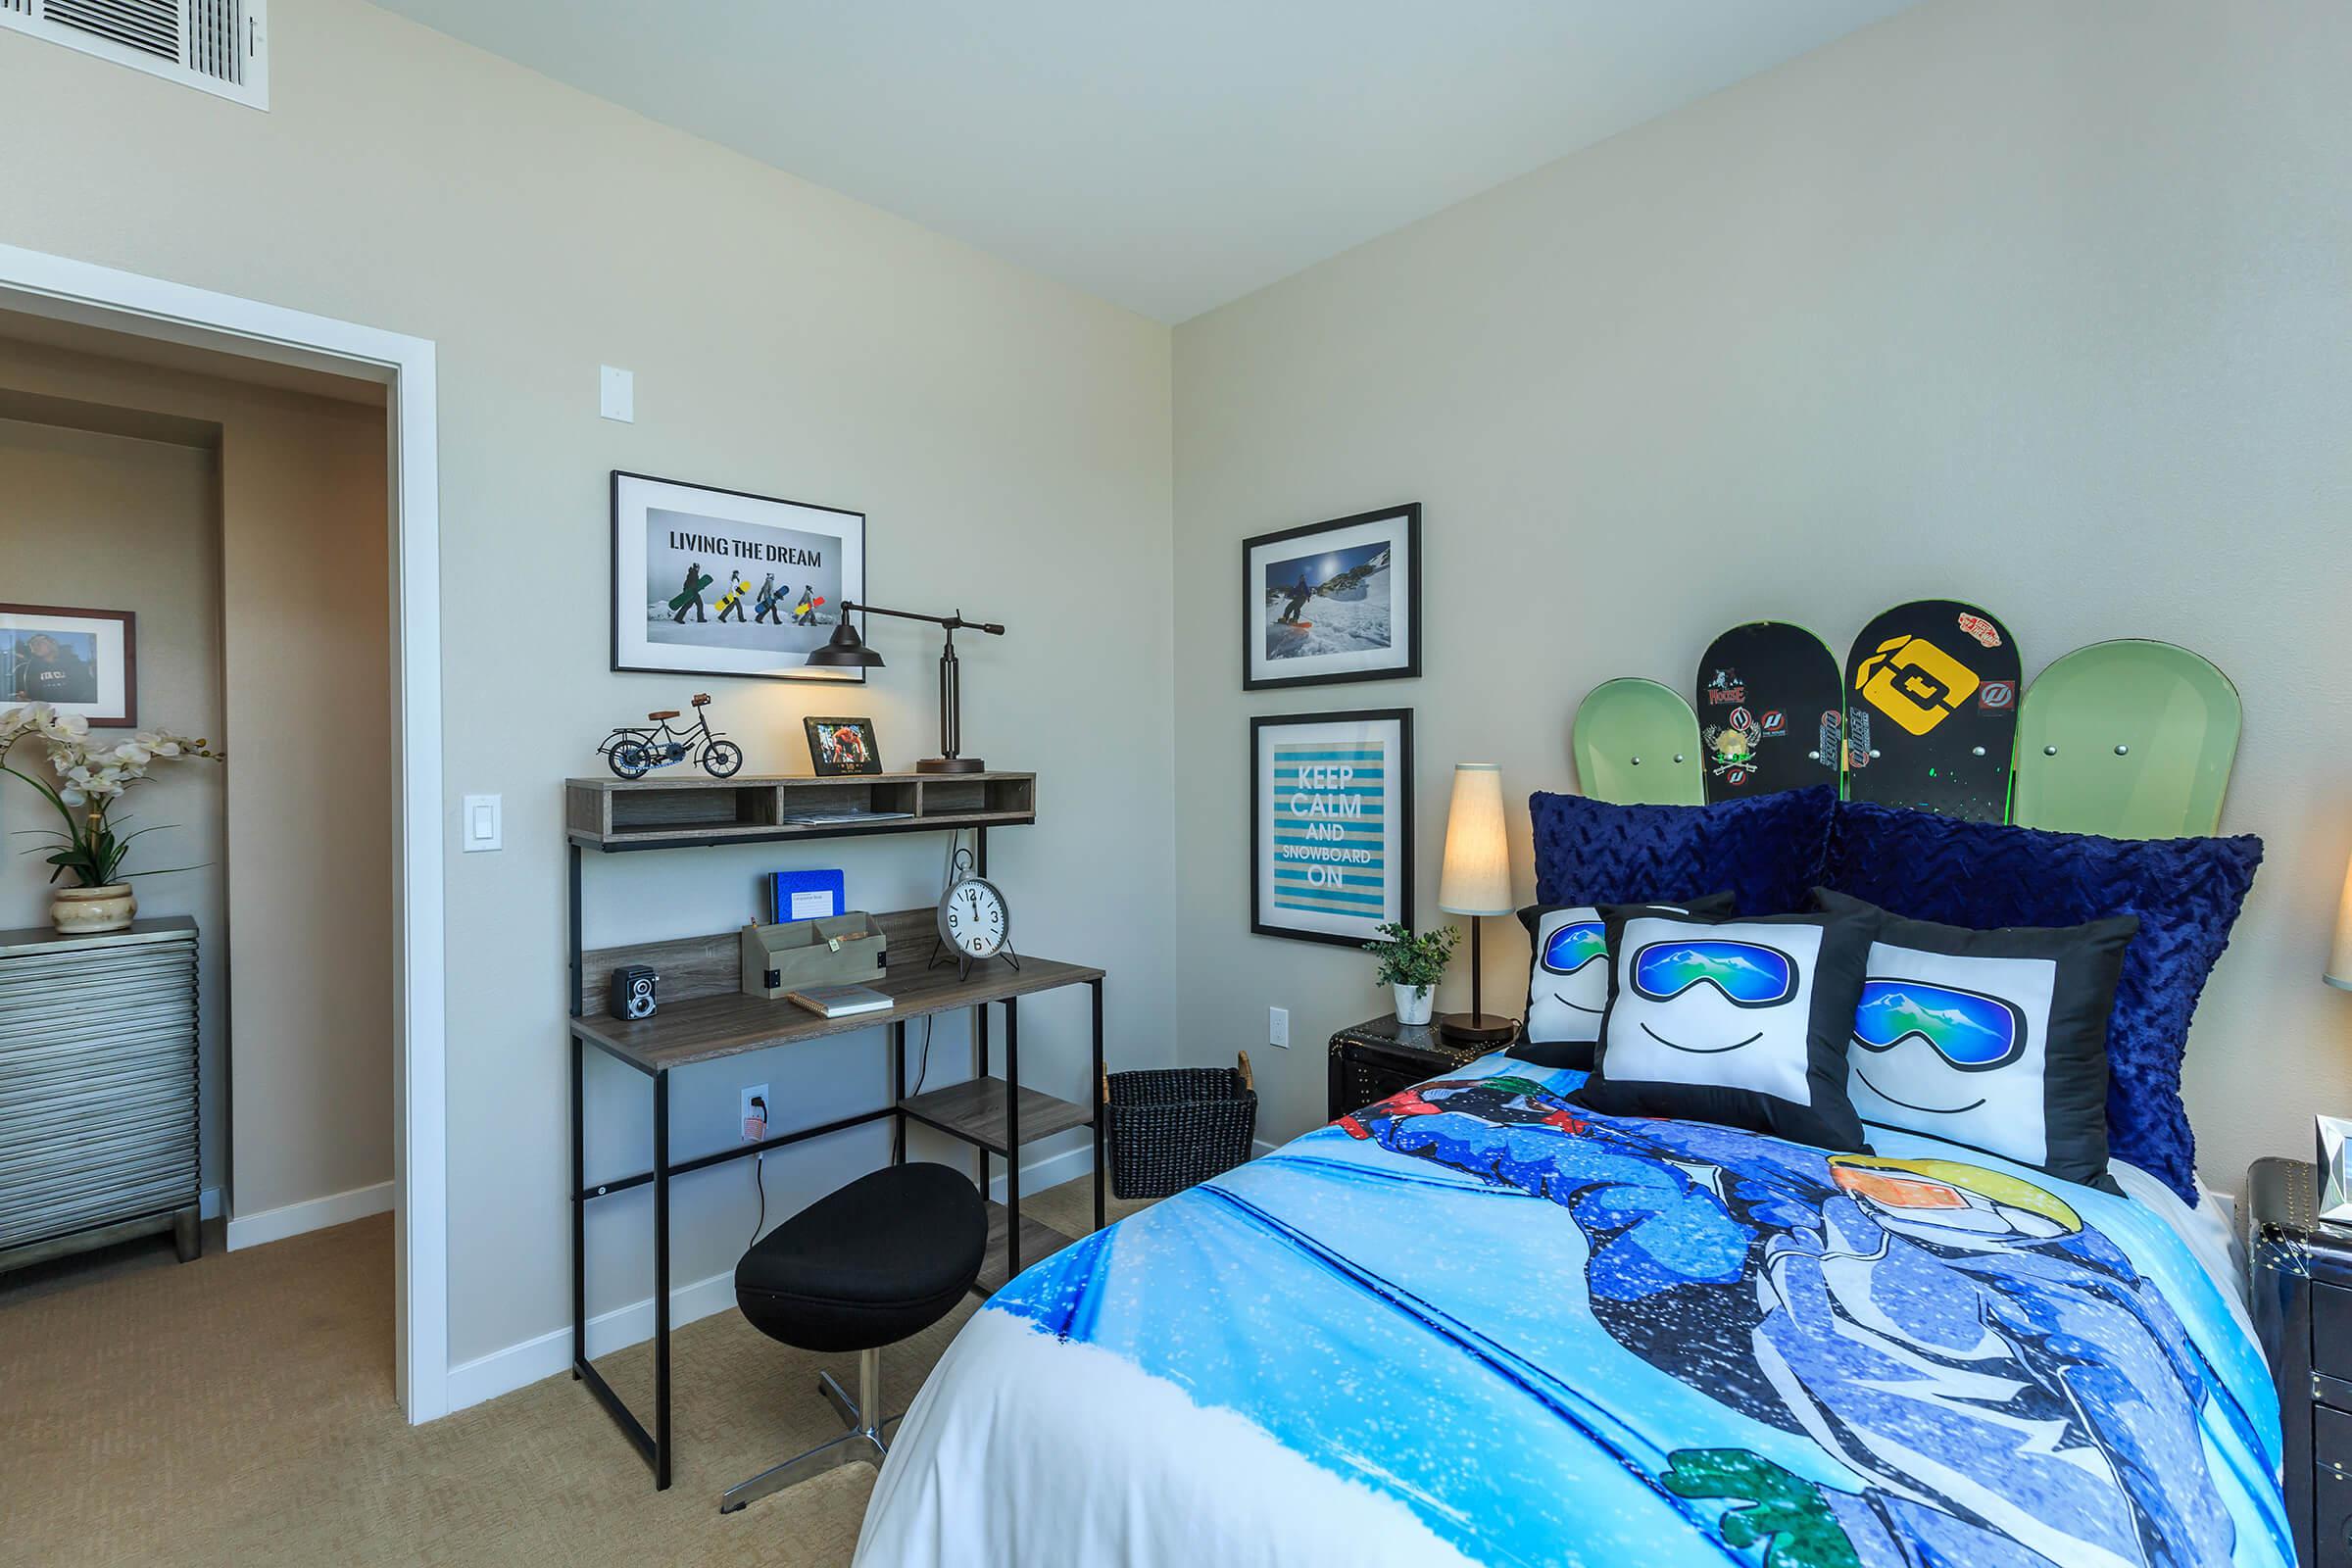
[1241,505,1420,691]
[611,470,867,683]
[0,603,136,727]
[1250,709,1413,948]
[804,715,883,776]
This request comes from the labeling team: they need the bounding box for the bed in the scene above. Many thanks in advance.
[855,1054,2286,1567]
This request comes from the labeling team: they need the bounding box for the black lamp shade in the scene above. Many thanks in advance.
[806,619,884,669]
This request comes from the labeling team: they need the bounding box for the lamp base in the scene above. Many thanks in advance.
[915,757,986,774]
[1438,1011,1517,1046]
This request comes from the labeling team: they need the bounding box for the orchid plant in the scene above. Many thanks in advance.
[0,704,222,889]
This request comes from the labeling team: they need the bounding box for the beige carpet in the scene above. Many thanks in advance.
[1,1176,1147,1568]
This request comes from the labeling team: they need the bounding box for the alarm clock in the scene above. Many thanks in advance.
[610,964,659,1020]
[932,850,1018,980]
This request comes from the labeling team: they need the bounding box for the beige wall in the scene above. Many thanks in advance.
[1171,0,2352,1195]
[0,337,395,1219]
[0,0,1174,1366]
[0,415,229,1192]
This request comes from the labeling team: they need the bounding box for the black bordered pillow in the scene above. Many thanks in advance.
[1812,888,2137,1188]
[1571,901,1876,1150]
[1512,894,1736,1070]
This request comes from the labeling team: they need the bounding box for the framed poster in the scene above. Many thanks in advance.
[1242,504,1420,691]
[0,604,136,726]
[612,470,866,683]
[1250,709,1413,948]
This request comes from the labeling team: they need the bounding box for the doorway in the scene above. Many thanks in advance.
[0,243,448,1421]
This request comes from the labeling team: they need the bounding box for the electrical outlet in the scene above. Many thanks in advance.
[741,1083,770,1143]
[1268,1006,1290,1049]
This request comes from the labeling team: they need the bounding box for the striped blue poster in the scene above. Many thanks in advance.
[1253,711,1409,945]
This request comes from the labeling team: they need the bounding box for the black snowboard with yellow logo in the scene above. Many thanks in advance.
[1843,600,2020,821]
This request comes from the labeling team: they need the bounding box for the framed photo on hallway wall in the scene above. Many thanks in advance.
[0,604,136,727]
[1250,709,1413,948]
[612,470,867,683]
[1241,504,1420,691]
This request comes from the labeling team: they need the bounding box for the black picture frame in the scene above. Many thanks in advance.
[1250,708,1414,948]
[1241,503,1421,692]
[610,469,868,685]
[804,715,883,776]
[0,602,137,727]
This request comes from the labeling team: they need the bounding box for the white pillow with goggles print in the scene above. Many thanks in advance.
[1572,903,1875,1152]
[1513,894,1735,1069]
[1813,888,2138,1190]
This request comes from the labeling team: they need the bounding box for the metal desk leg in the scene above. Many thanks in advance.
[571,1035,585,1380]
[1091,978,1106,1232]
[892,1019,907,1165]
[1004,998,1021,1277]
[974,1004,989,1191]
[653,1069,672,1491]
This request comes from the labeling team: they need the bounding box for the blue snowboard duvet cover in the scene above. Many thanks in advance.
[856,1054,2285,1568]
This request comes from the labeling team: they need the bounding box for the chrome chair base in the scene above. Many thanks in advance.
[720,1347,898,1514]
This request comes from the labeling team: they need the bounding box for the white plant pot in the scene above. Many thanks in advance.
[53,882,136,935]
[1393,983,1434,1027]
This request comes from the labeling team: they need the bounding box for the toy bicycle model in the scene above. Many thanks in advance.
[599,694,744,779]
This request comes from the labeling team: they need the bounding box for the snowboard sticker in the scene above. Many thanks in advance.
[2010,639,2241,838]
[1695,621,1843,802]
[1843,600,2020,821]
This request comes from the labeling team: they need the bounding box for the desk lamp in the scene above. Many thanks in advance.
[807,601,1004,773]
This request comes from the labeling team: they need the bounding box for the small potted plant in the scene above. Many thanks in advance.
[1363,921,1459,1027]
[1,704,221,935]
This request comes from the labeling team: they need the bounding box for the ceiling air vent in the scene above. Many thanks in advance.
[0,0,267,108]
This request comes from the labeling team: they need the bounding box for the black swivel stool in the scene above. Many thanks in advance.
[721,1161,986,1514]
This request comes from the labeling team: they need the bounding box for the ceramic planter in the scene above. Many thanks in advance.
[1393,982,1434,1027]
[52,882,135,935]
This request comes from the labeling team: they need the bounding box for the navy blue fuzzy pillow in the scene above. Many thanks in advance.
[1530,786,1837,916]
[1821,800,2261,1202]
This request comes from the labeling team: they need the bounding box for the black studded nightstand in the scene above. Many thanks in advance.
[1326,1014,1514,1121]
[2246,1154,2352,1566]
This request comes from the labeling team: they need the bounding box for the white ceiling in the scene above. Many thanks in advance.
[372,1,1918,322]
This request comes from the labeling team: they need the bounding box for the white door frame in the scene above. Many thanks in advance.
[0,242,450,1423]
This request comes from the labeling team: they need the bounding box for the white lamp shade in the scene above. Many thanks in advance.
[1438,763,1513,917]
[2330,853,2352,992]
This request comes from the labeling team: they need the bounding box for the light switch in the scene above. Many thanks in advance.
[599,366,634,422]
[463,794,503,853]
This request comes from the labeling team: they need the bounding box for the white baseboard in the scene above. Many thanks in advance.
[225,1179,393,1251]
[1253,1137,1281,1158]
[444,1146,1106,1416]
[445,1266,740,1414]
[987,1143,1095,1203]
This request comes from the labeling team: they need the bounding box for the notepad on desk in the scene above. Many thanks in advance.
[787,983,894,1019]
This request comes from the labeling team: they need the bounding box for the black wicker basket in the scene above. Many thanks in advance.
[1102,1054,1257,1200]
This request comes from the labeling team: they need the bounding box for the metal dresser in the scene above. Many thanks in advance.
[0,917,201,1273]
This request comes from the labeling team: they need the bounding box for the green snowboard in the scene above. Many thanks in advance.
[2010,639,2240,838]
[666,570,714,612]
[1572,678,1705,806]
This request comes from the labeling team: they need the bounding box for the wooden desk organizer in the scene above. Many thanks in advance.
[740,911,888,1000]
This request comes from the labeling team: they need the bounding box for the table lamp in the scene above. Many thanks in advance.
[806,600,1004,773]
[1437,762,1517,1044]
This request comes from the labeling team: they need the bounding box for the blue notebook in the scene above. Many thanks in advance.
[768,868,846,925]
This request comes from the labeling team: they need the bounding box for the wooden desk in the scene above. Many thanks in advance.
[567,845,1104,1493]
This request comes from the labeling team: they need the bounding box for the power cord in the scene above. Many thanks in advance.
[747,1095,769,1248]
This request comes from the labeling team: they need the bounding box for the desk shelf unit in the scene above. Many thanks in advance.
[564,771,1035,852]
[564,770,1102,1490]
